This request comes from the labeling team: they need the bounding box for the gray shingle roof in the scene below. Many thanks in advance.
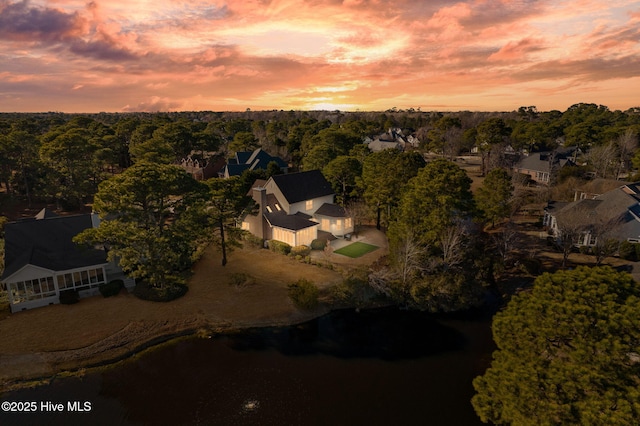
[270,170,334,204]
[314,203,347,218]
[226,149,287,177]
[264,211,319,231]
[1,214,107,280]
[549,183,640,240]
[516,148,576,173]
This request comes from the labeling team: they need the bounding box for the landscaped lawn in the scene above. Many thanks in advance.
[334,242,379,258]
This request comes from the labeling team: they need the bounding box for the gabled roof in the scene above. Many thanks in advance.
[270,170,334,204]
[516,148,576,173]
[575,178,631,198]
[264,211,319,231]
[547,183,640,240]
[35,208,58,220]
[314,203,347,218]
[225,149,287,177]
[1,213,106,281]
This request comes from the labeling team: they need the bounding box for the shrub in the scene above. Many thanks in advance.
[59,289,79,305]
[242,232,264,248]
[133,280,188,302]
[310,239,326,250]
[287,278,319,310]
[518,257,542,275]
[619,241,637,261]
[228,272,256,288]
[331,275,374,307]
[579,246,591,255]
[268,240,291,255]
[290,245,311,257]
[99,279,124,298]
[0,216,8,238]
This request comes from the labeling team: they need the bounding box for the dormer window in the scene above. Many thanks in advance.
[266,206,273,213]
[275,203,281,211]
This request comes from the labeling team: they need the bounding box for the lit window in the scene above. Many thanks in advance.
[306,200,313,210]
[266,206,273,213]
[275,203,281,211]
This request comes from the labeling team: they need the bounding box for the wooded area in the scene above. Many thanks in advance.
[0,104,640,298]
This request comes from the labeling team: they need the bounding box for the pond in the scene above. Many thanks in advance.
[0,308,495,425]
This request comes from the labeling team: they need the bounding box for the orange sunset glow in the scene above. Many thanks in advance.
[1,0,639,112]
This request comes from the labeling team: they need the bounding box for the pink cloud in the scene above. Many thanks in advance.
[0,0,85,42]
[0,0,638,112]
[488,38,546,61]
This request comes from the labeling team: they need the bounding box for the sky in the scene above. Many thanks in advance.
[0,0,639,113]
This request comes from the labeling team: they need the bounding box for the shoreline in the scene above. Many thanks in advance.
[0,227,389,395]
[0,307,332,395]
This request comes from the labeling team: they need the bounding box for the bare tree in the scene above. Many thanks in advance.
[439,222,469,270]
[492,221,519,266]
[368,228,430,303]
[344,200,370,237]
[615,129,638,179]
[585,142,618,179]
[553,203,622,268]
[443,127,464,160]
[588,208,624,265]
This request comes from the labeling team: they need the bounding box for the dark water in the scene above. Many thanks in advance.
[0,308,495,426]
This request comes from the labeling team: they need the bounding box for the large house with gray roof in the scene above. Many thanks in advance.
[221,148,288,178]
[544,183,640,247]
[514,147,577,184]
[1,209,134,312]
[241,170,353,246]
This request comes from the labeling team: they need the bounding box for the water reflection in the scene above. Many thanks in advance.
[226,308,467,359]
[1,308,494,426]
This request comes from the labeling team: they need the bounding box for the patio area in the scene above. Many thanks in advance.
[310,226,389,268]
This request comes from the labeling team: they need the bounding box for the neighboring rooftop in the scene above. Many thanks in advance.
[2,212,106,280]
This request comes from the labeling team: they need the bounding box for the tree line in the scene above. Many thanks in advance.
[1,103,639,209]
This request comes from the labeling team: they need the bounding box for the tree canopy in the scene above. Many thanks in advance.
[396,158,475,245]
[75,162,209,287]
[472,266,640,425]
[475,168,514,227]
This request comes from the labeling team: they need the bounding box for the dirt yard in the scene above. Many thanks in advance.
[0,242,355,391]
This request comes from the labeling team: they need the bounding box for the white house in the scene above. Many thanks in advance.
[241,170,354,246]
[1,209,134,312]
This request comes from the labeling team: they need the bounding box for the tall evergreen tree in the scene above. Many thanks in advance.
[472,266,640,425]
[476,168,513,228]
[75,162,208,288]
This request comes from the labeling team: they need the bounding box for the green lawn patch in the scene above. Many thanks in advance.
[334,242,379,258]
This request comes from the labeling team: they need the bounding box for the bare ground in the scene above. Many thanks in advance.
[0,242,354,392]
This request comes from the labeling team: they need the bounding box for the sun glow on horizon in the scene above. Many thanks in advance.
[0,0,638,112]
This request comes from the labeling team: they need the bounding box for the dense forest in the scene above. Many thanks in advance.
[1,103,639,212]
[1,102,639,306]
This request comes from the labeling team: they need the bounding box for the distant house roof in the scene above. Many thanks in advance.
[366,128,407,152]
[367,140,402,152]
[271,170,334,204]
[547,183,640,241]
[516,147,577,174]
[224,148,288,177]
[2,213,106,280]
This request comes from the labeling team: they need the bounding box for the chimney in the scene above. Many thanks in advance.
[252,187,267,239]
